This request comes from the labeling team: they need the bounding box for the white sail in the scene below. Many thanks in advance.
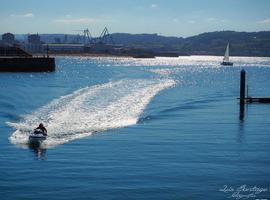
[223,43,230,62]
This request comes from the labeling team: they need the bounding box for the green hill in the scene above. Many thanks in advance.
[112,31,270,56]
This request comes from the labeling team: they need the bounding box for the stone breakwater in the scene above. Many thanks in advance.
[0,57,55,72]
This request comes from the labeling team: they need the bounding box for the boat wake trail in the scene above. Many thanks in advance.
[8,79,175,148]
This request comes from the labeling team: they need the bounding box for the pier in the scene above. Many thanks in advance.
[0,57,55,72]
[244,97,270,103]
[239,69,270,104]
[0,46,55,72]
[239,69,270,120]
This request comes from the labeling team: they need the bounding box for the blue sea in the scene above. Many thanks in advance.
[1,56,270,200]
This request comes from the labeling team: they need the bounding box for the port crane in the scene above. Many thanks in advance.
[75,27,114,45]
[96,27,114,45]
[83,29,94,44]
[73,29,94,44]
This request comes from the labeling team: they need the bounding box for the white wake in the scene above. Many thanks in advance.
[8,79,175,148]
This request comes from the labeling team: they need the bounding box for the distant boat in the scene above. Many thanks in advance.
[221,43,233,66]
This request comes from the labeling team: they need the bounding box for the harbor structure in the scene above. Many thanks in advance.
[239,69,270,104]
[21,33,45,54]
[2,33,15,45]
[0,57,55,72]
[239,69,270,120]
[0,32,55,72]
[28,34,41,44]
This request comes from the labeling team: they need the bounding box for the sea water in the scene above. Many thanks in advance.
[0,56,270,200]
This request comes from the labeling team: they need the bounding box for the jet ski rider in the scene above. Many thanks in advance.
[36,123,47,136]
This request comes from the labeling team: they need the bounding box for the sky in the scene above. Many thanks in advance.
[0,0,270,37]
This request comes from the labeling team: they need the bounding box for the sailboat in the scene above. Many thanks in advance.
[221,43,233,66]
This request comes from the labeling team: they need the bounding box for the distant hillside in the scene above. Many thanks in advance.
[14,31,270,56]
[112,33,183,47]
[182,31,270,56]
[111,31,270,56]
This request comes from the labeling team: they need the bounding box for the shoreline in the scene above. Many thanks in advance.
[31,53,270,59]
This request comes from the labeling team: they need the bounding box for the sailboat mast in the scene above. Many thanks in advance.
[221,42,233,65]
[223,43,230,62]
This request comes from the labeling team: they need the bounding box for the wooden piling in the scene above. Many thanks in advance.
[239,69,246,120]
[240,69,246,104]
[238,69,270,119]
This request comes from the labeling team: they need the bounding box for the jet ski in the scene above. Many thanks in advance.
[29,128,47,142]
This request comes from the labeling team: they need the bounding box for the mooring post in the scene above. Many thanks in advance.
[240,69,246,104]
[239,69,246,120]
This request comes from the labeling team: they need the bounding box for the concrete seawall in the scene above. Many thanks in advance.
[0,57,55,72]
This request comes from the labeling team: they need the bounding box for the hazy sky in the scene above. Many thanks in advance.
[1,0,270,37]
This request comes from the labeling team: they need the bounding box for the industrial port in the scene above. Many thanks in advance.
[0,27,164,72]
[0,27,169,59]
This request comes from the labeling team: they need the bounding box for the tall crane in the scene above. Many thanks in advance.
[96,27,114,45]
[83,29,94,45]
[73,29,94,44]
[74,27,114,45]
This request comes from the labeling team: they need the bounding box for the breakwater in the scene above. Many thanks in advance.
[0,57,55,72]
